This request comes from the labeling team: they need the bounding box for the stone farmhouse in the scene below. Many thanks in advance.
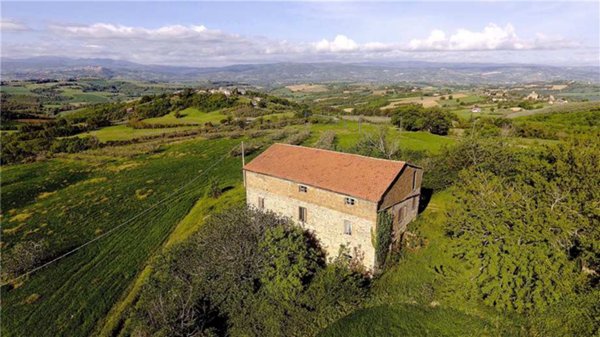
[243,143,423,269]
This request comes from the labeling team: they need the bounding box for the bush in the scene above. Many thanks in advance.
[314,131,336,150]
[285,130,311,145]
[2,240,49,281]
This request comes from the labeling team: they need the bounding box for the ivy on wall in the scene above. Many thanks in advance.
[375,210,393,269]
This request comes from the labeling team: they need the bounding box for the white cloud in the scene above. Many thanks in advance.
[409,23,574,51]
[50,23,215,40]
[0,21,589,66]
[314,35,359,52]
[0,19,30,32]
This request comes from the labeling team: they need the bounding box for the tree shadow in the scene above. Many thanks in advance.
[220,185,235,194]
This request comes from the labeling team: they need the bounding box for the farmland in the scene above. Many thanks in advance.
[1,79,599,337]
[1,137,246,337]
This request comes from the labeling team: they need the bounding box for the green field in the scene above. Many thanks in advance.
[143,107,227,125]
[301,121,455,154]
[1,138,246,337]
[78,124,199,142]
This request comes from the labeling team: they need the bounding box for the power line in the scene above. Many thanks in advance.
[4,145,237,285]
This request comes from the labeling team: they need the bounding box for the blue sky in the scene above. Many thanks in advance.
[1,1,599,66]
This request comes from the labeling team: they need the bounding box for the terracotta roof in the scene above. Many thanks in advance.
[244,143,405,202]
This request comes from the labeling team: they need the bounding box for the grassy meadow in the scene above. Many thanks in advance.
[77,124,200,142]
[143,107,228,125]
[1,137,247,337]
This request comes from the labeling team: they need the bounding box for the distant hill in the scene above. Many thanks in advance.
[2,57,599,86]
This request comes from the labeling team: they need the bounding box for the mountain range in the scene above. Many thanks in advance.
[2,57,599,86]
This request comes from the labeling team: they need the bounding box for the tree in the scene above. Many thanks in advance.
[259,226,324,301]
[391,104,425,131]
[133,206,370,337]
[424,107,453,135]
[391,105,454,135]
[445,139,599,313]
[353,126,400,159]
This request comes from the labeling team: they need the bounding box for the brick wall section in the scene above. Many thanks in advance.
[245,171,378,268]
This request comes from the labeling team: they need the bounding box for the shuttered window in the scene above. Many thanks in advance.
[412,171,417,190]
[299,206,307,222]
[343,220,352,235]
[258,197,265,209]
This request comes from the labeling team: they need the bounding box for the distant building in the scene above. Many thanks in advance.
[471,105,482,113]
[526,91,539,100]
[556,98,568,105]
[244,144,423,269]
[511,107,523,112]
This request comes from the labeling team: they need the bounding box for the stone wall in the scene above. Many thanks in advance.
[245,171,378,268]
[379,165,423,210]
[387,196,419,241]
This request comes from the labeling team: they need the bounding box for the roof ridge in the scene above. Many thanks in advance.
[274,143,406,166]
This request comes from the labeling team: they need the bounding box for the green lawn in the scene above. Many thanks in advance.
[318,303,497,337]
[1,138,245,337]
[143,107,227,125]
[78,124,199,142]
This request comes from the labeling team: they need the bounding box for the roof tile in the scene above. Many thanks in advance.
[243,143,405,202]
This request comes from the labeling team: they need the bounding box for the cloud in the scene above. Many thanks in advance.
[0,21,590,66]
[409,23,575,51]
[50,23,225,40]
[314,35,359,52]
[0,19,30,32]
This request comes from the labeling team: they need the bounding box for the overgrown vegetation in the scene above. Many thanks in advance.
[446,139,599,314]
[129,207,369,337]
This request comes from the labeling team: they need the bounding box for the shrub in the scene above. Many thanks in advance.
[285,130,311,146]
[2,239,49,281]
[314,131,336,150]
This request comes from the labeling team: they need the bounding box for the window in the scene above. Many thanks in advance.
[298,206,307,222]
[412,171,418,191]
[298,185,308,193]
[345,197,355,205]
[343,220,352,235]
[258,197,265,209]
[412,197,417,210]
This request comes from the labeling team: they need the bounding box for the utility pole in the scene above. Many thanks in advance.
[241,141,246,187]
